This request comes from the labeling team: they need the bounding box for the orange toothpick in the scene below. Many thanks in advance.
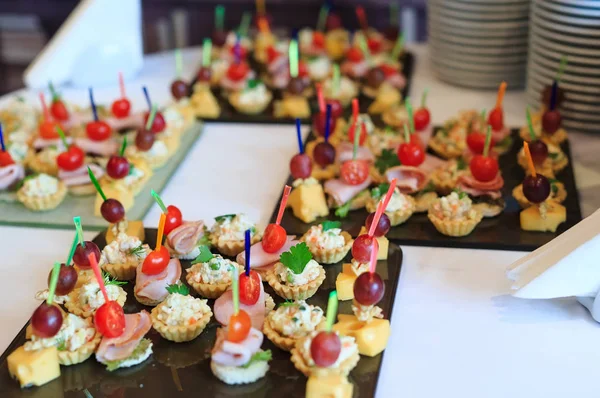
[523,141,536,177]
[155,213,167,251]
[495,81,507,109]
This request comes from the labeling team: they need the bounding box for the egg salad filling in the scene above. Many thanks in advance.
[156,293,211,327]
[384,188,412,212]
[324,76,356,99]
[352,300,383,323]
[99,232,150,265]
[299,331,358,368]
[308,57,331,81]
[186,255,238,284]
[238,82,269,105]
[79,282,123,311]
[275,259,321,286]
[25,314,95,352]
[21,174,59,197]
[304,224,346,251]
[270,301,324,338]
[430,192,478,221]
[211,213,257,244]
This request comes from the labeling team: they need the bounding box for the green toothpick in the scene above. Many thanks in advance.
[483,126,492,158]
[289,40,299,78]
[151,189,168,213]
[352,121,361,160]
[119,137,127,157]
[325,290,338,332]
[405,97,415,133]
[526,106,537,141]
[65,232,78,266]
[390,1,399,26]
[316,4,329,32]
[333,64,341,97]
[403,123,411,144]
[421,88,429,108]
[232,265,239,315]
[46,262,61,305]
[555,56,568,83]
[55,125,70,150]
[390,33,404,60]
[73,216,85,247]
[357,34,372,65]
[175,49,183,79]
[88,166,106,201]
[480,109,486,131]
[238,12,251,37]
[215,5,225,32]
[145,104,158,131]
[202,38,212,67]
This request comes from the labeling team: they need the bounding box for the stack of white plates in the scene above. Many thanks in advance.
[428,0,531,89]
[526,0,600,134]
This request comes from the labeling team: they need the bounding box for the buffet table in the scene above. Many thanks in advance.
[1,44,599,397]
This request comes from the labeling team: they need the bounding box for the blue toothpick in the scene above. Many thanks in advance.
[88,88,98,121]
[295,118,303,154]
[324,104,332,143]
[0,124,5,152]
[244,229,251,276]
[143,86,152,110]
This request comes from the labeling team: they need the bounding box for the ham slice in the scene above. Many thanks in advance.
[64,111,145,132]
[335,142,375,164]
[0,164,24,190]
[32,137,70,151]
[58,163,104,187]
[271,72,290,90]
[457,173,504,192]
[385,166,429,194]
[134,258,182,302]
[211,327,264,367]
[341,60,368,78]
[214,273,267,330]
[167,220,204,255]
[236,236,298,270]
[458,185,502,200]
[419,154,447,174]
[324,176,372,207]
[491,126,511,143]
[267,56,288,75]
[96,311,151,362]
[388,73,406,90]
[416,125,434,148]
[74,137,118,157]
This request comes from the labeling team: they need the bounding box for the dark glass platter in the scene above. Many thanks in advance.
[0,229,403,397]
[272,129,582,252]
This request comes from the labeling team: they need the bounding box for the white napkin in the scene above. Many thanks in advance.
[507,208,600,299]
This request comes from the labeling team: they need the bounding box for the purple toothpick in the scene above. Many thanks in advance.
[88,88,98,121]
[234,33,242,64]
[550,81,558,111]
[244,229,251,276]
[324,104,332,143]
[295,118,303,154]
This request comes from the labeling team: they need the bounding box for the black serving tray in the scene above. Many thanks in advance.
[0,229,403,397]
[272,129,582,252]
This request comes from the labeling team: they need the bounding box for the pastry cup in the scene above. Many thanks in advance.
[211,233,261,257]
[26,152,59,176]
[229,90,273,115]
[186,276,231,299]
[263,315,325,352]
[265,266,326,300]
[65,288,127,318]
[290,337,359,377]
[75,267,94,288]
[127,145,169,170]
[101,260,138,281]
[427,211,483,237]
[552,156,569,173]
[512,183,567,209]
[413,192,438,213]
[430,170,459,196]
[210,353,269,385]
[301,231,353,265]
[543,129,567,145]
[58,331,102,366]
[67,183,97,196]
[365,196,416,226]
[17,181,67,211]
[150,306,212,342]
[517,153,555,179]
[428,137,464,159]
[381,104,408,128]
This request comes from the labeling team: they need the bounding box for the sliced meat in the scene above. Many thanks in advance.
[58,163,104,187]
[0,164,24,190]
[324,176,372,207]
[415,125,434,148]
[491,126,511,143]
[167,220,204,255]
[73,137,118,157]
[214,273,266,330]
[32,137,70,151]
[96,311,151,362]
[388,73,406,90]
[458,185,502,200]
[385,166,429,194]
[105,112,146,132]
[335,142,375,164]
[419,154,447,174]
[457,173,504,192]
[211,327,263,367]
[341,60,368,78]
[236,236,298,270]
[135,258,182,302]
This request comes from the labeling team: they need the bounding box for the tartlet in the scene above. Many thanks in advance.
[210,213,261,257]
[185,255,240,299]
[427,191,483,237]
[512,181,567,209]
[263,300,325,352]
[16,173,67,211]
[104,158,152,196]
[99,232,151,280]
[430,159,468,195]
[229,81,273,115]
[25,147,60,176]
[300,223,353,264]
[365,186,416,226]
[290,331,360,377]
[150,289,212,342]
[125,138,170,170]
[65,282,127,318]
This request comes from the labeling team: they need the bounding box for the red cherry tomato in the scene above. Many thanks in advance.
[141,246,170,275]
[239,270,261,306]
[164,205,183,236]
[488,107,504,131]
[112,98,131,118]
[0,151,14,166]
[397,142,425,166]
[39,120,62,140]
[470,155,499,182]
[298,61,309,78]
[227,63,250,81]
[94,301,126,338]
[379,64,398,77]
[312,31,325,48]
[346,47,363,62]
[414,108,431,131]
[50,100,69,122]
[56,145,85,171]
[143,111,166,134]
[347,122,367,146]
[266,46,280,64]
[228,309,252,342]
[340,159,370,185]
[86,121,112,141]
[367,37,382,53]
[262,223,287,253]
[466,132,495,155]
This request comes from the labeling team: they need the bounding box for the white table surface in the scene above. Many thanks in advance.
[1,44,599,397]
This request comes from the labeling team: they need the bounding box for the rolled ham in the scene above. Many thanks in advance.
[457,174,504,199]
[32,137,70,151]
[211,327,264,367]
[96,311,151,362]
[214,273,267,330]
[236,236,298,271]
[491,126,511,144]
[166,220,204,256]
[419,154,447,174]
[58,163,104,187]
[324,176,372,207]
[415,125,434,149]
[387,73,406,90]
[271,72,291,90]
[64,110,145,132]
[341,60,369,78]
[0,164,24,190]
[335,142,375,165]
[74,137,119,157]
[134,258,182,302]
[385,166,429,194]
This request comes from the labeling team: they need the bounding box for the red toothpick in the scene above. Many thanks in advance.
[119,72,126,99]
[355,6,368,32]
[368,178,397,237]
[88,252,109,303]
[275,185,292,225]
[369,237,379,274]
[316,83,325,114]
[349,98,359,135]
[39,93,50,120]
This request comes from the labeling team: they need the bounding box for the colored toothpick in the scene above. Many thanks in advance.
[65,232,78,266]
[368,178,397,237]
[483,126,492,158]
[73,216,85,248]
[119,72,126,98]
[357,34,372,65]
[175,49,183,79]
[256,0,265,16]
[289,40,299,78]
[215,5,225,32]
[526,106,537,141]
[352,120,361,160]
[555,56,568,83]
[120,137,127,157]
[523,141,536,178]
[369,235,379,274]
[390,33,404,60]
[403,124,411,145]
[156,213,167,251]
[39,93,50,120]
[145,104,158,131]
[495,81,507,109]
[333,64,341,97]
[238,12,251,37]
[88,252,109,303]
[295,119,304,154]
[202,38,212,67]
[325,290,338,332]
[244,229,251,276]
[88,88,98,121]
[88,167,106,201]
[316,83,325,114]
[55,125,70,150]
[46,262,61,305]
[275,185,292,225]
[421,88,429,108]
[480,109,486,130]
[151,189,168,213]
[405,97,415,132]
[0,124,6,152]
[232,264,240,315]
[324,104,332,142]
[317,4,329,32]
[143,86,152,110]
[234,34,242,64]
[550,81,558,111]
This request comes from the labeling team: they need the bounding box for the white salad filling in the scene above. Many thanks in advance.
[303,225,346,251]
[308,57,331,81]
[25,314,95,352]
[270,300,323,338]
[156,293,211,326]
[123,165,145,186]
[7,141,29,164]
[163,104,186,134]
[292,177,319,188]
[431,192,478,221]
[79,282,123,310]
[21,174,59,197]
[324,76,357,99]
[147,140,169,158]
[99,232,150,265]
[300,331,358,368]
[275,259,321,286]
[187,255,238,284]
[211,214,257,243]
[384,188,412,212]
[238,83,269,105]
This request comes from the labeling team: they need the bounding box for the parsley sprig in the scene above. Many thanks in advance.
[280,243,312,275]
[166,283,189,295]
[321,220,341,231]
[242,350,272,368]
[375,148,401,174]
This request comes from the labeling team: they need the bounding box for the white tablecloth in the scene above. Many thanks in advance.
[0,44,598,397]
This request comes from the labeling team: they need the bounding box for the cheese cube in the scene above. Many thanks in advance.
[288,182,329,223]
[8,346,60,388]
[106,220,145,244]
[333,314,390,357]
[306,374,353,398]
[94,184,134,218]
[336,270,357,301]
[358,226,389,260]
[520,201,566,233]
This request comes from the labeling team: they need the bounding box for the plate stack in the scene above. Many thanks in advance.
[526,0,600,134]
[428,0,531,89]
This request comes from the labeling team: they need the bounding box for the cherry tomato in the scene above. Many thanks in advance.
[346,47,363,62]
[56,145,85,171]
[50,100,69,122]
[397,142,425,166]
[347,122,367,146]
[466,132,495,155]
[488,107,504,131]
[367,37,382,53]
[86,121,112,141]
[340,159,370,185]
[379,64,398,77]
[0,151,14,166]
[266,46,280,64]
[112,98,131,118]
[239,270,261,306]
[94,301,126,338]
[39,120,62,140]
[298,61,309,78]
[227,63,250,81]
[144,111,166,134]
[262,223,287,253]
[312,31,325,48]
[141,246,170,275]
[470,155,499,183]
[227,309,252,342]
[414,108,431,131]
[164,205,183,236]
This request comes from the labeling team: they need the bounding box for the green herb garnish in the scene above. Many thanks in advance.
[191,245,214,264]
[166,283,189,295]
[548,152,559,160]
[56,337,66,351]
[456,157,467,170]
[279,300,296,307]
[321,220,341,231]
[129,245,146,258]
[370,183,390,200]
[128,163,136,176]
[102,270,127,287]
[453,188,468,199]
[104,339,151,371]
[299,305,307,311]
[241,350,272,368]
[421,181,436,194]
[214,214,235,223]
[247,79,260,89]
[292,317,299,323]
[280,242,312,275]
[375,148,401,174]
[335,201,352,218]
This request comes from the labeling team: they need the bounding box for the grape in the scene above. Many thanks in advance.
[312,112,337,138]
[542,110,561,135]
[31,303,63,338]
[101,198,125,224]
[171,79,189,100]
[523,174,550,204]
[144,111,166,133]
[287,77,306,95]
[365,212,391,237]
[365,67,385,89]
[197,67,212,82]
[313,142,336,167]
[48,264,78,296]
[212,30,227,47]
[72,242,101,270]
[354,272,385,306]
[326,99,343,119]
[351,234,375,263]
[541,84,565,108]
[310,331,341,368]
[290,154,312,180]
[135,129,155,151]
[529,140,549,164]
[106,156,129,179]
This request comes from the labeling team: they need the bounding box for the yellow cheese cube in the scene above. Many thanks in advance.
[94,184,134,218]
[288,182,329,224]
[520,201,566,233]
[8,346,60,388]
[358,226,389,260]
[336,270,357,301]
[333,314,391,357]
[105,220,145,244]
[306,374,353,398]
